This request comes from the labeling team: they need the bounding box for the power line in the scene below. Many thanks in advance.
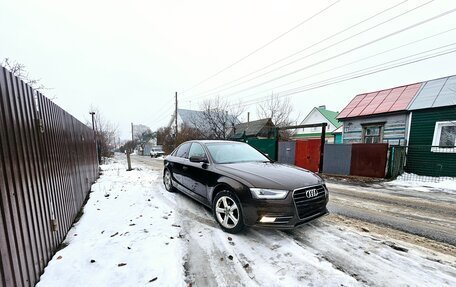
[217,5,456,99]
[280,48,456,99]
[189,0,437,101]
[236,27,456,103]
[243,44,456,106]
[148,103,174,128]
[183,0,408,100]
[182,0,341,94]
[234,45,456,108]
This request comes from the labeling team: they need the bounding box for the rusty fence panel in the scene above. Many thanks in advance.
[0,67,98,287]
[350,143,388,178]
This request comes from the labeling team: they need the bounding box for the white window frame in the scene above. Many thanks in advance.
[431,121,456,153]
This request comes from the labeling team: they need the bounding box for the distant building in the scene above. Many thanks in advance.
[229,118,275,140]
[168,108,240,139]
[293,106,342,143]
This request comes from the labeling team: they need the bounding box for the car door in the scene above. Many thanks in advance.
[170,142,191,187]
[183,143,210,202]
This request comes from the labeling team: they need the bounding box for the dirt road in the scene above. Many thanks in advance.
[133,155,456,246]
[125,155,456,286]
[327,182,456,245]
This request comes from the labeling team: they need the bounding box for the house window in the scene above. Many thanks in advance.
[431,121,456,153]
[363,125,383,143]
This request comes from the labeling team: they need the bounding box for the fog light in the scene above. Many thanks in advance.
[259,216,276,223]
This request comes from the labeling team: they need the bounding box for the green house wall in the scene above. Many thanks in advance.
[406,106,456,177]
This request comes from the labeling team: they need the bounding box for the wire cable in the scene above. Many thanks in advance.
[148,103,175,128]
[183,0,409,100]
[236,27,456,103]
[190,0,437,100]
[218,5,456,99]
[181,0,341,94]
[235,46,456,108]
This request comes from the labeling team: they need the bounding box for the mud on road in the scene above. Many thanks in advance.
[130,155,456,286]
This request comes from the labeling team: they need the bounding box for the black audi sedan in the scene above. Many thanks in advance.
[163,140,329,233]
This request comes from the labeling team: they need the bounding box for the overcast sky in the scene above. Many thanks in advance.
[1,0,456,139]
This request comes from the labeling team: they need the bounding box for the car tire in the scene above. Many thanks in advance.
[213,190,245,234]
[163,169,176,192]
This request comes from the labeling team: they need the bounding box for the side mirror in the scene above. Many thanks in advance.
[189,156,208,163]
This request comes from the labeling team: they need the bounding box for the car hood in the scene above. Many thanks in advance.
[214,161,323,190]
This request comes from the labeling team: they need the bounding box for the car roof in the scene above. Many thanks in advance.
[188,140,243,144]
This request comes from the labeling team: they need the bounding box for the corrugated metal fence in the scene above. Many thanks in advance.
[321,143,388,178]
[0,67,98,287]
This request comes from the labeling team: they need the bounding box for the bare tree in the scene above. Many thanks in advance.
[197,96,244,139]
[132,124,154,155]
[256,93,295,127]
[157,124,204,154]
[256,94,298,139]
[88,106,118,159]
[2,58,51,95]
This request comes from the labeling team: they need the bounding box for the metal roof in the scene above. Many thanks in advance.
[337,74,456,119]
[337,83,421,119]
[316,107,342,128]
[408,75,456,110]
[232,118,274,138]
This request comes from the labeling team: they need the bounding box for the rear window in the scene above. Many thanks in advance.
[176,143,191,158]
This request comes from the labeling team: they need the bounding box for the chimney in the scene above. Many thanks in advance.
[318,105,326,109]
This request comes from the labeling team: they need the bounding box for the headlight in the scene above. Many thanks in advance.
[250,188,289,199]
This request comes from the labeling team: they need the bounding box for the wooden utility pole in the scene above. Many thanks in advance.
[131,122,134,141]
[175,92,178,139]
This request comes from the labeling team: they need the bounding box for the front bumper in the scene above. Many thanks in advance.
[241,185,329,229]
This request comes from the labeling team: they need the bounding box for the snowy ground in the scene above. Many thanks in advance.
[36,155,456,287]
[386,173,456,194]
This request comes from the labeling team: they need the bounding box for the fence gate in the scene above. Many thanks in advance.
[295,139,321,172]
[245,138,277,160]
[322,144,352,176]
[278,141,295,165]
[350,143,388,178]
[387,145,406,178]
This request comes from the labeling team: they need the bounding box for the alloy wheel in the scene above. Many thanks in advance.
[164,170,172,191]
[215,196,239,228]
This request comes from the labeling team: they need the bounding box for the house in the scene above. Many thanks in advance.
[229,118,275,140]
[332,125,343,144]
[168,108,240,138]
[293,106,342,143]
[337,82,420,145]
[405,75,456,177]
[337,74,456,177]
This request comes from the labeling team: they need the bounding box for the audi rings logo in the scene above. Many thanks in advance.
[306,189,318,198]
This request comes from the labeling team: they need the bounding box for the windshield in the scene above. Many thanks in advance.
[206,142,270,164]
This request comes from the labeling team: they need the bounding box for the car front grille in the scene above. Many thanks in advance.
[293,185,327,220]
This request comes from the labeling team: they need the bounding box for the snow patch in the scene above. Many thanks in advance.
[37,160,185,287]
[387,173,456,194]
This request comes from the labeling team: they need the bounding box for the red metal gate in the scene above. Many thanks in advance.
[350,143,388,178]
[295,139,321,172]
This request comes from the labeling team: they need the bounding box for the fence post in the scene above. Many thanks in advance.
[319,123,327,173]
